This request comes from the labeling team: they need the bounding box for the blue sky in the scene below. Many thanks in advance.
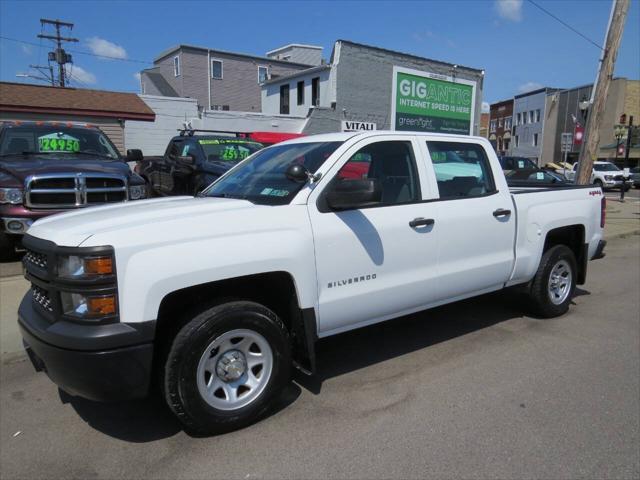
[1,0,638,110]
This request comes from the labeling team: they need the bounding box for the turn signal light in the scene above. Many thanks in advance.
[84,257,113,275]
[87,296,117,315]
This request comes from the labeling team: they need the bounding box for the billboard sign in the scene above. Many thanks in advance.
[391,66,476,135]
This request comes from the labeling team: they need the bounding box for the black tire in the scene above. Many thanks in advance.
[0,231,17,262]
[529,245,577,318]
[163,301,291,435]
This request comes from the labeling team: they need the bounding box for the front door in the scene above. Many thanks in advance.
[308,136,441,336]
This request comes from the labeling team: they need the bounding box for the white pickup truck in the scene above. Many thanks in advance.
[19,131,607,434]
[563,160,632,191]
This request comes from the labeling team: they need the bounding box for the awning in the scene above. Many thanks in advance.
[248,132,305,144]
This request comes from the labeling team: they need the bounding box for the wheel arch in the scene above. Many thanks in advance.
[154,271,317,375]
[542,224,587,284]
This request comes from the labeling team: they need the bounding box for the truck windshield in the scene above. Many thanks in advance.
[0,125,119,159]
[593,163,619,172]
[203,141,343,205]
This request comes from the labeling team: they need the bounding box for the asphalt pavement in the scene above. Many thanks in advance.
[0,237,638,479]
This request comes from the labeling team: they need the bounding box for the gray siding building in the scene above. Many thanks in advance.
[512,87,560,163]
[140,44,318,112]
[262,40,485,136]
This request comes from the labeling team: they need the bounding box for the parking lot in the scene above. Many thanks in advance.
[0,232,638,478]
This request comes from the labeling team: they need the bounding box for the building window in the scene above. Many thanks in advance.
[258,66,269,84]
[311,77,320,106]
[490,119,497,132]
[280,84,290,114]
[529,111,534,123]
[533,133,539,146]
[297,80,305,105]
[504,116,512,130]
[498,117,503,128]
[515,135,519,147]
[211,59,223,79]
[173,55,180,77]
[535,109,541,122]
[516,113,521,125]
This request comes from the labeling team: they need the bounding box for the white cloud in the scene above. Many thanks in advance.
[133,72,141,82]
[518,81,543,93]
[86,37,127,60]
[68,65,97,85]
[21,44,32,55]
[482,101,490,113]
[495,0,523,22]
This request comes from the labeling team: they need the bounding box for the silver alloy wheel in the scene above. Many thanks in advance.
[196,328,273,411]
[548,259,572,305]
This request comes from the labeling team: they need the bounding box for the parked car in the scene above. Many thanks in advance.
[135,134,263,196]
[19,131,606,434]
[564,161,632,190]
[505,168,568,186]
[498,155,539,174]
[630,166,640,188]
[0,121,148,260]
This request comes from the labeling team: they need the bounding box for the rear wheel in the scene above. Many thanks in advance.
[163,301,291,434]
[529,245,577,318]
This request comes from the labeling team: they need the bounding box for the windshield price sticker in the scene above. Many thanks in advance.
[260,188,289,197]
[199,139,260,146]
[38,133,80,152]
[221,146,250,161]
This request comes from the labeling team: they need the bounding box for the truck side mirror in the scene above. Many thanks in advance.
[126,149,143,162]
[177,155,196,167]
[326,178,382,211]
[285,163,310,182]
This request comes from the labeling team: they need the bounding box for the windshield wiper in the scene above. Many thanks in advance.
[207,193,254,203]
[0,151,39,157]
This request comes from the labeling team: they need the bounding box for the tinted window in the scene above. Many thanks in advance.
[198,139,262,164]
[427,142,496,199]
[332,141,420,206]
[593,163,619,172]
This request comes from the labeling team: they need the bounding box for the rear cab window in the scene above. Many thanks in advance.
[425,141,497,199]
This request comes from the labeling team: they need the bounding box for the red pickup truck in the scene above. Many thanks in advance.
[0,121,148,260]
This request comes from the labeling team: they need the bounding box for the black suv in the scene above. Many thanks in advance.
[135,134,263,196]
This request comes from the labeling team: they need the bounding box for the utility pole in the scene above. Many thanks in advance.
[29,64,55,86]
[37,18,78,87]
[575,0,629,184]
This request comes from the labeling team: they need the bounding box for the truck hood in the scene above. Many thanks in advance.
[0,156,131,182]
[27,196,264,246]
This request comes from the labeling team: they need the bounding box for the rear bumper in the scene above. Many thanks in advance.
[18,294,155,401]
[591,240,606,260]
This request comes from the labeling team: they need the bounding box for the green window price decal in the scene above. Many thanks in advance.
[38,133,80,152]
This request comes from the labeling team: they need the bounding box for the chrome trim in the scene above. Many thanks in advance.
[24,173,128,209]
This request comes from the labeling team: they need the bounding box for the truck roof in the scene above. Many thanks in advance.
[280,130,489,145]
[0,120,99,130]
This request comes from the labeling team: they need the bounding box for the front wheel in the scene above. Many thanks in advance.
[163,301,291,434]
[528,245,577,318]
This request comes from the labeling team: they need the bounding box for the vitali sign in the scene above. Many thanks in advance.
[391,66,476,135]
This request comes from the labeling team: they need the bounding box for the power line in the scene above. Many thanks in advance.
[0,35,152,64]
[527,0,605,51]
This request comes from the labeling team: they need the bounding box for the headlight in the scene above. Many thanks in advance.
[129,185,147,200]
[604,175,614,181]
[0,188,23,204]
[61,292,117,319]
[57,254,114,279]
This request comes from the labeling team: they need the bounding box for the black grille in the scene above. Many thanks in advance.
[30,178,75,189]
[24,249,47,269]
[26,174,127,209]
[614,175,624,181]
[32,285,53,312]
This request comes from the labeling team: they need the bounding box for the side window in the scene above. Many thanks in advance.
[332,141,421,206]
[166,140,184,161]
[427,141,496,199]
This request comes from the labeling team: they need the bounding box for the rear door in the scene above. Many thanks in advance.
[308,135,441,336]
[421,139,516,300]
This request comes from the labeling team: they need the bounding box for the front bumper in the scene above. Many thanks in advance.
[18,288,155,402]
[0,204,63,236]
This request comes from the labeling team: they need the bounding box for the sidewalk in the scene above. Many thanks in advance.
[604,195,640,240]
